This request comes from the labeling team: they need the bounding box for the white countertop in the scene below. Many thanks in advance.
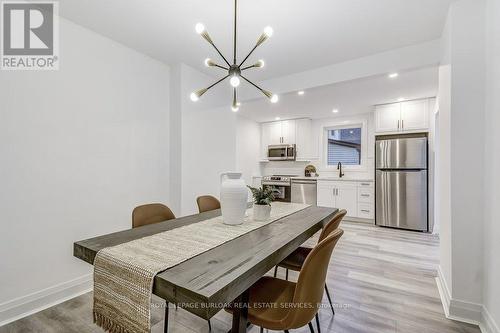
[291,176,373,182]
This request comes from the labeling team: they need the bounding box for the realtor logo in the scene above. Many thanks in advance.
[1,1,59,70]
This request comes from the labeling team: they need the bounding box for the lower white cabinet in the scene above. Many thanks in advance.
[317,180,374,220]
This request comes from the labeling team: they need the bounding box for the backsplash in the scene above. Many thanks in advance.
[261,160,374,179]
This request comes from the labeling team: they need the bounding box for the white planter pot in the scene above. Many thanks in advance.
[220,172,247,225]
[253,204,271,221]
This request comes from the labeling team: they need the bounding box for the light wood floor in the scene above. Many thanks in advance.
[0,222,480,333]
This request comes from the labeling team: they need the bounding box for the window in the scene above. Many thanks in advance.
[327,127,362,166]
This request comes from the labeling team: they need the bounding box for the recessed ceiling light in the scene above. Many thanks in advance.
[297,91,305,95]
[332,109,339,113]
[275,117,281,120]
[388,73,399,79]
[397,97,405,102]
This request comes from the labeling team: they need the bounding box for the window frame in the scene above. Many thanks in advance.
[320,119,368,171]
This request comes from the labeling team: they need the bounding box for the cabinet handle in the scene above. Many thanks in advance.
[397,120,400,130]
[361,194,370,197]
[361,209,370,213]
[336,189,339,196]
[402,120,404,129]
[360,183,371,186]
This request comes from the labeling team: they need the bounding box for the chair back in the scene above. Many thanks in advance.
[285,229,344,329]
[196,195,221,213]
[318,209,347,242]
[132,203,175,228]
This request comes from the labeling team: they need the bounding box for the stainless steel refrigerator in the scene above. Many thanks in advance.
[375,136,428,231]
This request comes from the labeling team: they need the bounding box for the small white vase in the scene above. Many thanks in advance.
[253,204,271,221]
[220,172,247,225]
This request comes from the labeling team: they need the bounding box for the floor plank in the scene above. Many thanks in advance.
[0,222,480,333]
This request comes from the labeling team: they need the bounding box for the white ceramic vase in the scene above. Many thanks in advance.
[253,204,271,221]
[220,172,247,225]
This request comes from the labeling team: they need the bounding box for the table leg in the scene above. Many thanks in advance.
[231,290,250,333]
[164,302,169,333]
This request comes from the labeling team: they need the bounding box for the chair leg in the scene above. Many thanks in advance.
[308,321,315,333]
[164,302,169,333]
[315,313,321,333]
[260,327,264,333]
[208,319,211,331]
[284,331,290,333]
[285,268,289,281]
[324,284,335,316]
[274,266,278,277]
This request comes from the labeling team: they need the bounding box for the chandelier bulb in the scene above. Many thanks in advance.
[204,58,212,67]
[263,26,274,38]
[190,92,199,102]
[230,76,241,88]
[270,94,279,103]
[257,59,265,68]
[195,23,206,34]
[231,105,239,112]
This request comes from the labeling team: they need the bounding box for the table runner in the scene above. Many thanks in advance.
[93,202,309,333]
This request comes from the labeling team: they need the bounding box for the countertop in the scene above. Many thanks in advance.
[291,177,374,182]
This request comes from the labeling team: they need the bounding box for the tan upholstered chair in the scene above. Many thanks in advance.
[132,203,176,228]
[196,195,221,213]
[230,229,344,333]
[274,209,347,317]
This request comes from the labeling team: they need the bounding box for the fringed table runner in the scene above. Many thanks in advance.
[93,202,309,333]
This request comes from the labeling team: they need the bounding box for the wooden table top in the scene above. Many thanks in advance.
[73,205,338,320]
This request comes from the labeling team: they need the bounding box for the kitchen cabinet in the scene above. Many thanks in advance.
[375,98,430,134]
[261,118,316,161]
[317,180,374,220]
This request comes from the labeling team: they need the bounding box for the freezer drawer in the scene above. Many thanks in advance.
[376,137,427,169]
[376,170,428,231]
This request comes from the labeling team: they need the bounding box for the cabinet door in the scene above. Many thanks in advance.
[401,99,429,131]
[334,182,358,217]
[317,182,335,208]
[295,119,311,160]
[375,103,401,133]
[269,121,283,144]
[281,120,296,144]
[261,123,272,159]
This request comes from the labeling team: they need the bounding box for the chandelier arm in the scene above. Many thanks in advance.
[233,0,237,65]
[240,64,257,71]
[239,43,260,67]
[240,75,269,97]
[205,74,230,91]
[213,64,229,70]
[233,88,237,107]
[209,42,231,67]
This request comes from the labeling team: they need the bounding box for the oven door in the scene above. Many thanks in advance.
[263,184,291,202]
[268,146,287,160]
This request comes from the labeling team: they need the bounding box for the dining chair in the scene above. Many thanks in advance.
[274,209,347,318]
[196,195,221,213]
[228,229,344,333]
[132,203,176,228]
[132,203,214,331]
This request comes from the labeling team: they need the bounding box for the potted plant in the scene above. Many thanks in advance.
[247,185,276,221]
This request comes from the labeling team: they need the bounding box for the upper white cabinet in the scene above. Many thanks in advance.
[261,118,317,161]
[375,103,401,133]
[261,120,296,145]
[400,99,430,131]
[375,98,430,134]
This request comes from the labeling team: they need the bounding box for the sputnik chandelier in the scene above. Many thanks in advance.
[189,0,278,112]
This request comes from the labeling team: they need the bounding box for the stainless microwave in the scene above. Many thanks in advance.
[268,144,296,161]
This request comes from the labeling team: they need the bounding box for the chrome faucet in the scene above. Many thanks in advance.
[337,162,345,178]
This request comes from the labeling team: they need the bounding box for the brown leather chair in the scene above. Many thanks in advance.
[132,203,176,228]
[196,195,221,213]
[230,229,344,333]
[274,209,347,317]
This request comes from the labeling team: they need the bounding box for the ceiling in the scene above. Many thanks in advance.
[237,66,439,122]
[59,0,455,81]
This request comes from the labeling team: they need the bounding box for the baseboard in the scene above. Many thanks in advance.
[0,274,93,327]
[436,266,499,332]
[480,306,500,333]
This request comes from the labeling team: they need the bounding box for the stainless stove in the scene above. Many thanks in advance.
[261,175,299,202]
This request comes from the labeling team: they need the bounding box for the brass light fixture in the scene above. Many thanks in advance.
[190,0,278,112]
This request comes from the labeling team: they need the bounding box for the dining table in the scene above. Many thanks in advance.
[73,204,338,333]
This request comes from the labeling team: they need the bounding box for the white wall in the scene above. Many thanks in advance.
[483,0,500,330]
[0,18,170,324]
[437,0,495,327]
[236,116,262,188]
